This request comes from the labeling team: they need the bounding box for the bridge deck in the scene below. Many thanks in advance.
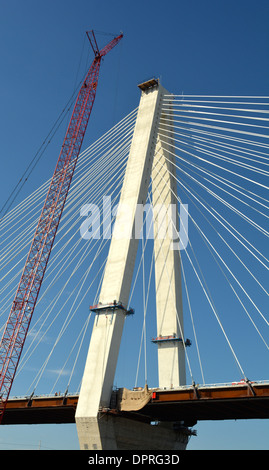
[2,382,269,426]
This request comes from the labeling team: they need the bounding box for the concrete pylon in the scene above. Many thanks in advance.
[75,79,188,450]
[151,106,186,388]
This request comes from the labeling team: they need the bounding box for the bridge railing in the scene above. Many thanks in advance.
[8,379,269,401]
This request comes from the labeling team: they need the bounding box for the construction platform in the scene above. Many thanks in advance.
[137,78,159,91]
[2,381,269,426]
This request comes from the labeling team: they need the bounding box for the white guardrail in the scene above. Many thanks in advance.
[9,379,269,400]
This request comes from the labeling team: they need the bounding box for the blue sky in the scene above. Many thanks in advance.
[0,0,269,450]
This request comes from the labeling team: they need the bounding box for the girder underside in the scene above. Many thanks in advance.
[3,384,269,425]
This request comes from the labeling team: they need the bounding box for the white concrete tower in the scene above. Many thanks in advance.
[75,79,188,450]
[151,103,186,388]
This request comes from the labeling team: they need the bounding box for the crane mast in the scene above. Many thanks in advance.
[0,31,123,423]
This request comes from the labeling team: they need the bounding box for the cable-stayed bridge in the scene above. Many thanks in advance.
[0,79,268,449]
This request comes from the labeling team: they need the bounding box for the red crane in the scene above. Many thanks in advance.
[0,30,123,423]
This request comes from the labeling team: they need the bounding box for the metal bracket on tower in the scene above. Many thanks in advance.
[151,334,191,346]
[90,301,134,316]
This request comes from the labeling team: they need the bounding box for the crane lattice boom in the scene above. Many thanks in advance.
[0,31,123,423]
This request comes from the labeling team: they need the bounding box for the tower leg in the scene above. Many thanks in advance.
[152,106,186,388]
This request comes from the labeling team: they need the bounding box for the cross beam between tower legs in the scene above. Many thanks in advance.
[75,80,188,450]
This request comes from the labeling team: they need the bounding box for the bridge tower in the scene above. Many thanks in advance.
[75,79,188,450]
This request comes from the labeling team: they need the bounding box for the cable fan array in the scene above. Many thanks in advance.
[124,95,269,389]
[0,95,268,398]
[0,108,137,396]
[142,94,269,386]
